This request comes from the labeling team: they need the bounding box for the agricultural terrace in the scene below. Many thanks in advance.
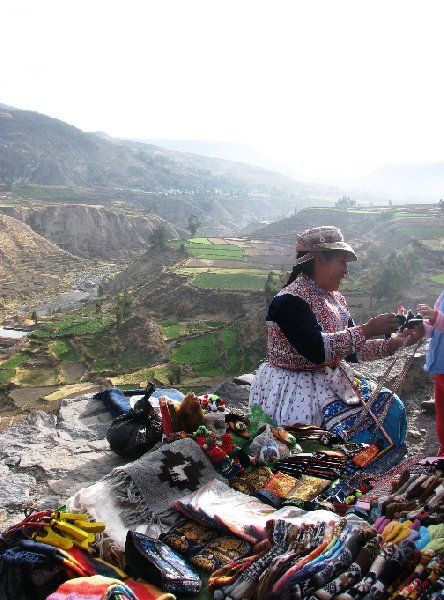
[170,237,245,261]
[170,328,261,377]
[176,267,282,291]
[162,320,225,340]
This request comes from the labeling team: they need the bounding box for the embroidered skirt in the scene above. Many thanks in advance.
[249,361,407,447]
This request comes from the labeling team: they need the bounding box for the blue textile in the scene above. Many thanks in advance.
[95,387,185,417]
[425,292,444,374]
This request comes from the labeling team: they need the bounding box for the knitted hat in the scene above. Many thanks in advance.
[295,226,357,265]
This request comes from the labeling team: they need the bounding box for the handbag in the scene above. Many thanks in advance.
[125,531,202,594]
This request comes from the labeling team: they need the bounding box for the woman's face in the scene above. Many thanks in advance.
[314,251,349,292]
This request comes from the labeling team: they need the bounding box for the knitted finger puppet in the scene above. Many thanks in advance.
[198,393,226,413]
[175,392,205,434]
[193,426,242,479]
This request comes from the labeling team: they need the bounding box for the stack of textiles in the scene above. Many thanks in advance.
[207,510,444,600]
[366,459,444,522]
[275,449,348,480]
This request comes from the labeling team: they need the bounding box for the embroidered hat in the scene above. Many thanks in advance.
[295,226,357,265]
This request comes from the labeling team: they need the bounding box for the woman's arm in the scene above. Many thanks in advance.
[267,294,368,364]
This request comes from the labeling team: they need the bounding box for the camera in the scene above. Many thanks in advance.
[396,309,423,331]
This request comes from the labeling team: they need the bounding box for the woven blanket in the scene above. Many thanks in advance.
[104,438,225,528]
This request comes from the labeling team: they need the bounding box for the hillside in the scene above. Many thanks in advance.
[0,200,181,260]
[0,213,83,306]
[0,105,350,234]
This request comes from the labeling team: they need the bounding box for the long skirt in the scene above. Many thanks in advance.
[249,361,407,447]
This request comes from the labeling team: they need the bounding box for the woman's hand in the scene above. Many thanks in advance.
[417,303,437,322]
[387,323,425,352]
[361,313,400,338]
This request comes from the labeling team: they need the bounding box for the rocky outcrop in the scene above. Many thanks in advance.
[0,214,78,279]
[1,204,180,260]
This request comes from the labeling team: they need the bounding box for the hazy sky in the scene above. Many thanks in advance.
[2,0,444,182]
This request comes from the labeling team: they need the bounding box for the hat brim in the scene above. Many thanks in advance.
[296,241,357,261]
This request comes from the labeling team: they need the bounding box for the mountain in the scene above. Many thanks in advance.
[0,105,324,197]
[358,162,444,200]
[0,104,350,233]
[130,139,298,176]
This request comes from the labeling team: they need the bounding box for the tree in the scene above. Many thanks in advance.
[186,215,202,238]
[31,310,38,325]
[335,196,357,209]
[149,225,168,250]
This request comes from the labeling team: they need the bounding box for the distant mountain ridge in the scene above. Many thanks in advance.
[0,105,321,197]
[130,138,297,176]
[358,162,444,200]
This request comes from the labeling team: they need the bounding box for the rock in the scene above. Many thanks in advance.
[0,393,125,529]
[232,374,255,385]
[408,429,422,439]
[421,399,436,413]
[209,382,250,414]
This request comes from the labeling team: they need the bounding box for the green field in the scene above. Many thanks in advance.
[54,317,113,337]
[170,238,245,261]
[162,320,225,340]
[431,274,444,284]
[170,328,260,377]
[51,339,80,361]
[13,185,83,200]
[177,267,281,291]
[398,225,444,238]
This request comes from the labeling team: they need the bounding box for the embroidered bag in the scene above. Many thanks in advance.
[125,531,202,594]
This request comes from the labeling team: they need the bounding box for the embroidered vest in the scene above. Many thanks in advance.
[267,275,351,371]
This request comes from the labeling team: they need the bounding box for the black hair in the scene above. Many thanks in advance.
[284,250,340,287]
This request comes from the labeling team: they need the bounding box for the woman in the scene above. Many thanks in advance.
[249,226,423,447]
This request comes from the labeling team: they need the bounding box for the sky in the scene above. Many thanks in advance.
[1,0,444,183]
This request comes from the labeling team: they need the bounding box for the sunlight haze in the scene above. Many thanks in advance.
[2,0,444,183]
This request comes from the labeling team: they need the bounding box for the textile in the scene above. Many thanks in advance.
[104,438,225,528]
[172,478,276,543]
[189,536,252,572]
[125,578,176,599]
[284,475,332,505]
[95,387,185,417]
[250,362,406,447]
[46,574,137,599]
[125,531,201,594]
[230,465,274,495]
[159,519,219,557]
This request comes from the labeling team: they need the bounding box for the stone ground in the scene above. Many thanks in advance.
[0,340,440,532]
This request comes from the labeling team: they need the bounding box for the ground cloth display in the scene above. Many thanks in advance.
[103,438,226,529]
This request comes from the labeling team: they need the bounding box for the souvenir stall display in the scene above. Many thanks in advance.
[1,386,444,600]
